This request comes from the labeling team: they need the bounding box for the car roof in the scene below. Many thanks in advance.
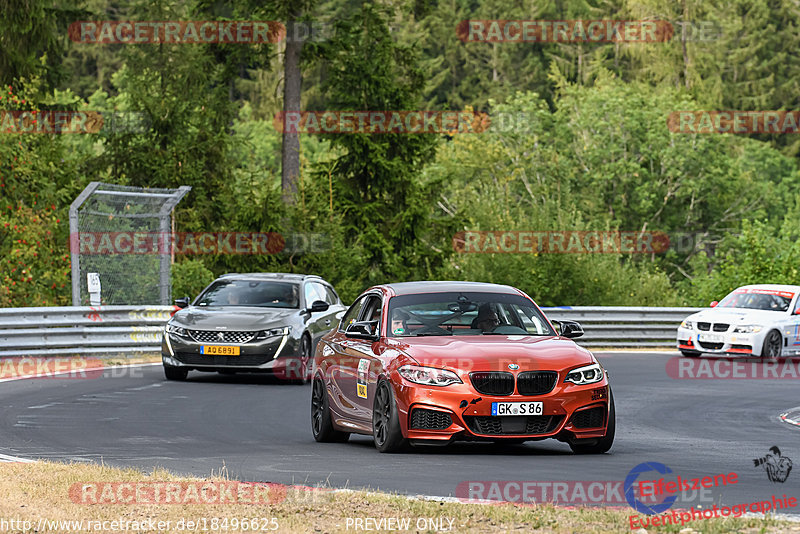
[735,284,800,293]
[217,273,323,283]
[380,281,523,297]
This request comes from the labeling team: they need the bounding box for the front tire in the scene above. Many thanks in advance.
[311,377,349,442]
[164,365,188,381]
[680,350,700,358]
[569,389,615,454]
[372,380,408,453]
[762,330,782,360]
[291,335,312,385]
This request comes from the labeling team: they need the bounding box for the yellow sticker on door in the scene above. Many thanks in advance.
[357,358,369,398]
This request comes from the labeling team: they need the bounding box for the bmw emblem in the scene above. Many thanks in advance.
[508,363,519,370]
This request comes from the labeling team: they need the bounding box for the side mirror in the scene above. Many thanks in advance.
[345,320,379,340]
[555,320,584,339]
[710,301,718,308]
[174,296,190,308]
[794,308,800,315]
[306,300,330,313]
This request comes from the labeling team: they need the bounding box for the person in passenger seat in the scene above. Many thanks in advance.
[367,304,381,335]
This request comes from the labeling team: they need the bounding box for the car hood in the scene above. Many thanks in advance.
[384,335,595,372]
[171,306,296,330]
[685,308,788,325]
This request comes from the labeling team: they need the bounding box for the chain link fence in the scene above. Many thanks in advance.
[69,182,190,306]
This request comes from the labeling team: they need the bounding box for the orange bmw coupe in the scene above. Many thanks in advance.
[311,281,614,453]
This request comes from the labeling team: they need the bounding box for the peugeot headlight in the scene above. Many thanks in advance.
[564,363,604,385]
[733,325,762,334]
[255,326,291,340]
[680,320,693,329]
[398,365,462,386]
[166,323,189,338]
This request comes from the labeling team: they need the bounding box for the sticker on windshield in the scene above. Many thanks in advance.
[734,288,795,299]
[357,358,369,398]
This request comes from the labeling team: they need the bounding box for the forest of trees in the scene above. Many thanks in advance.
[1,0,799,307]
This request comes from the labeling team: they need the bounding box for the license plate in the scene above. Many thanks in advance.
[491,402,543,416]
[698,333,724,343]
[201,345,240,356]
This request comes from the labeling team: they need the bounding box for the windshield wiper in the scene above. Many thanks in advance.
[480,331,552,335]
[412,331,452,336]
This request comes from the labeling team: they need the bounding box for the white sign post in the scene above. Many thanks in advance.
[87,272,101,306]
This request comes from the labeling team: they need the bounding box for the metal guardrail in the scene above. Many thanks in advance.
[542,306,702,347]
[0,306,174,357]
[0,305,699,356]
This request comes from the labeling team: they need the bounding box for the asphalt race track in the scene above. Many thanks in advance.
[0,352,797,511]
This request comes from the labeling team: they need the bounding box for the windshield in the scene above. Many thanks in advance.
[717,288,794,312]
[387,291,555,337]
[195,280,299,308]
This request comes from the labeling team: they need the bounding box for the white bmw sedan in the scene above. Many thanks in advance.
[677,284,800,359]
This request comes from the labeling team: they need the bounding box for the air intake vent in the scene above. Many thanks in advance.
[469,372,514,395]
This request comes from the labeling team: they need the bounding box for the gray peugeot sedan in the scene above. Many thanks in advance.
[162,273,346,383]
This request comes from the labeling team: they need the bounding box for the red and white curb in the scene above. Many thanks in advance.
[780,406,800,428]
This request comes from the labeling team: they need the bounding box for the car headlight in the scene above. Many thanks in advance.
[564,363,605,385]
[680,320,693,329]
[255,326,291,340]
[733,325,762,333]
[398,365,462,387]
[166,323,190,338]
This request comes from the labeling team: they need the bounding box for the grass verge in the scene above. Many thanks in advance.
[0,461,797,533]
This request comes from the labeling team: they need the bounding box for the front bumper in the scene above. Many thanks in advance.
[677,326,758,356]
[392,375,610,443]
[161,332,299,371]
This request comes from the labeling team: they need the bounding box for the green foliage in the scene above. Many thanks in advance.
[4,0,800,308]
[171,258,215,300]
[0,205,70,307]
[687,219,800,304]
[425,76,799,304]
[0,0,70,88]
[312,3,446,287]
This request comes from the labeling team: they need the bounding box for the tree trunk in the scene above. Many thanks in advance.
[281,17,303,203]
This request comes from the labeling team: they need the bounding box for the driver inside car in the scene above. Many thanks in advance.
[391,310,410,335]
[472,303,501,332]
